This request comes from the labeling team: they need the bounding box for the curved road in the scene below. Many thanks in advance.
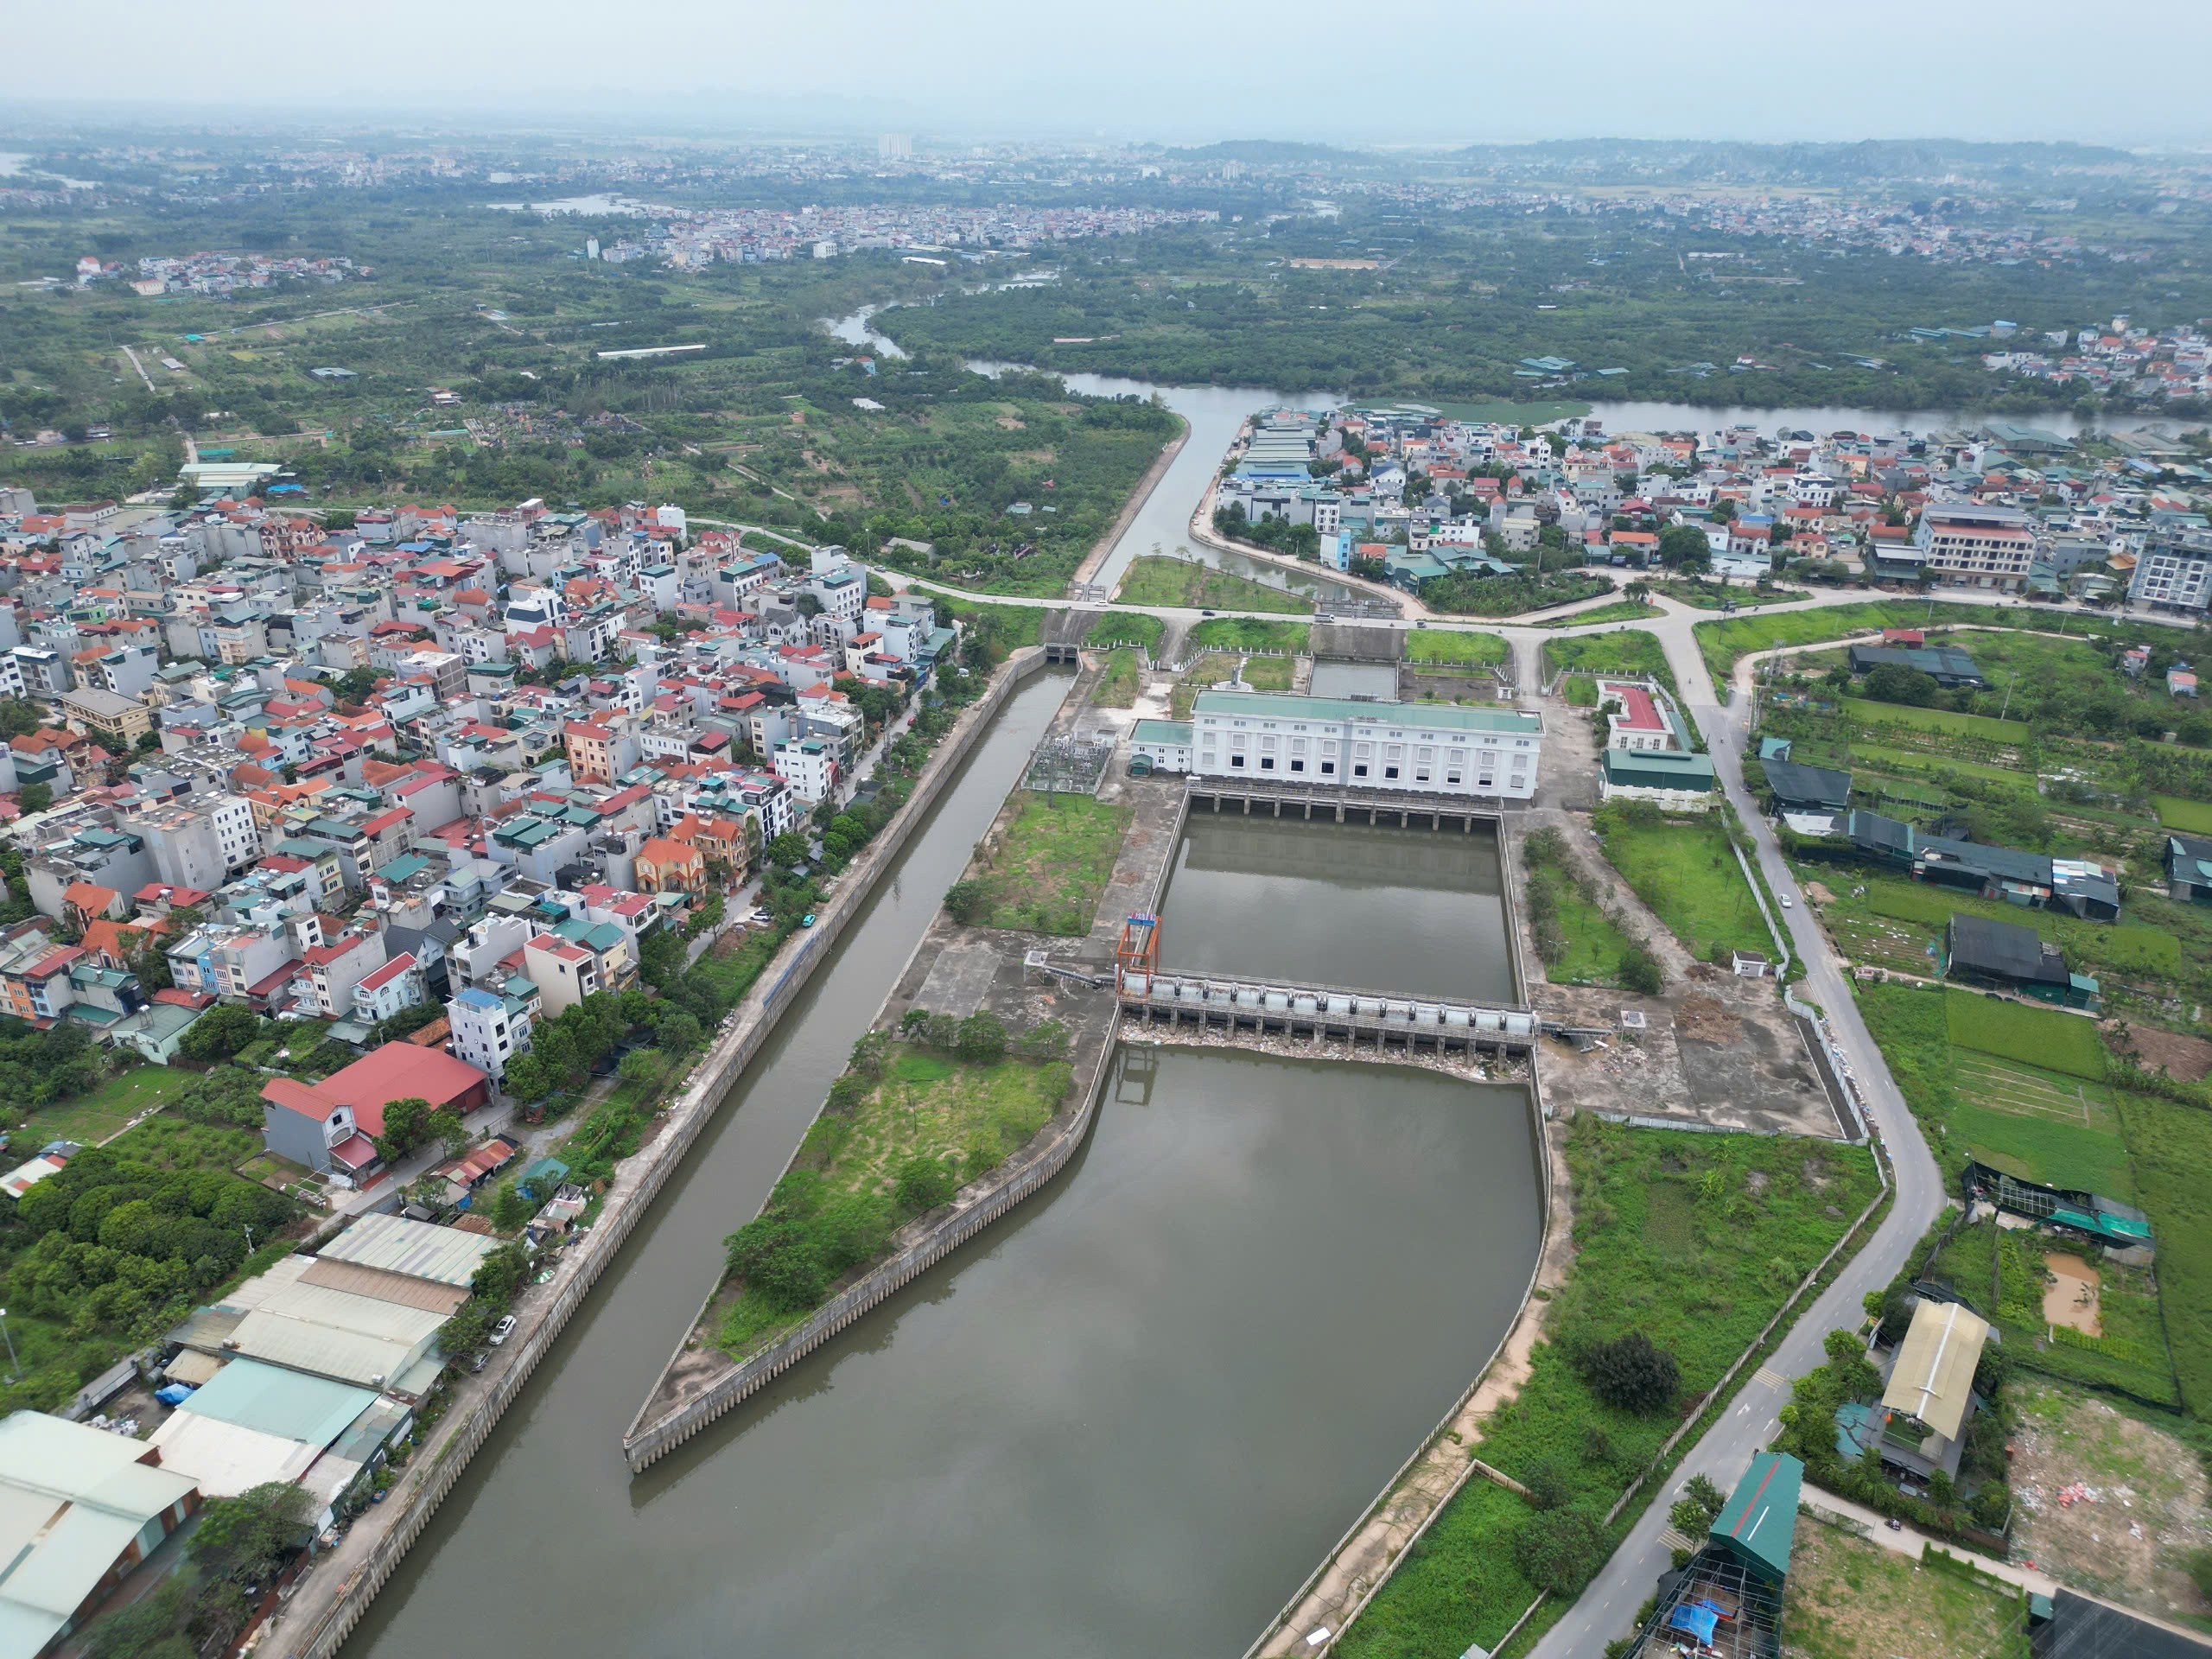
[1521,605,1942,1659]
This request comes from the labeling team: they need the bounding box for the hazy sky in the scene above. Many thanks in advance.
[15,0,2212,147]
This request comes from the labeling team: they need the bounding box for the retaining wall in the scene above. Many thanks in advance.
[274,650,1050,1659]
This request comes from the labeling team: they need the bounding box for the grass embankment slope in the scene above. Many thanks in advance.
[1169,652,1294,718]
[1338,1119,1879,1659]
[1542,627,1677,695]
[960,791,1132,936]
[1405,626,1509,666]
[1115,555,1313,614]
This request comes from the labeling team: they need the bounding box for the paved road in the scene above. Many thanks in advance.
[1524,609,1947,1659]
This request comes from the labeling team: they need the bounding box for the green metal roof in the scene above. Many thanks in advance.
[1131,719,1193,746]
[1602,748,1717,789]
[1192,690,1541,735]
[1710,1452,1802,1581]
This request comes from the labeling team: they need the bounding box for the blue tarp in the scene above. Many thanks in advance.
[155,1382,196,1407]
[1669,1603,1719,1645]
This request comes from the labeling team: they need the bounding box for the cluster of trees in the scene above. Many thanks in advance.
[893,1007,1069,1066]
[1777,1327,2014,1534]
[1214,506,1321,560]
[85,1481,318,1659]
[8,1137,295,1338]
[0,1020,105,1109]
[1424,569,1610,617]
[500,988,694,1107]
[436,1241,532,1356]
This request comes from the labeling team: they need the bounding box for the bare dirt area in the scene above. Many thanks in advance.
[2041,1253,2102,1337]
[1535,689,1604,810]
[2011,1382,2212,1621]
[1782,1516,2027,1659]
[2117,1021,2212,1083]
[1519,813,1841,1138]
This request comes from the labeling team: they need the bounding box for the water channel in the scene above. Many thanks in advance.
[1160,810,1519,1005]
[353,667,1543,1659]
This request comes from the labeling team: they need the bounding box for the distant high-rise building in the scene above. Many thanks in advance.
[877,133,912,162]
[585,236,600,260]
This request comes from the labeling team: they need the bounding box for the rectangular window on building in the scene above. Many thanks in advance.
[1352,762,1369,778]
[1230,753,1246,768]
[1320,760,1336,776]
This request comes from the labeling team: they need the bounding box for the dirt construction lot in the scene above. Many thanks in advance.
[2011,1381,2212,1622]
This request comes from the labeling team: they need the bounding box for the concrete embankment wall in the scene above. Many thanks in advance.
[277,651,1050,1659]
[621,1015,1121,1471]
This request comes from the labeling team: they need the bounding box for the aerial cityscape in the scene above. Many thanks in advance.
[9,10,2212,1659]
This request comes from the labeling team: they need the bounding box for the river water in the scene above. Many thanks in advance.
[352,668,1543,1659]
[1161,811,1518,1005]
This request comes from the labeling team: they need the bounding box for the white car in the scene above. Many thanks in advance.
[488,1314,518,1347]
[1780,895,1794,909]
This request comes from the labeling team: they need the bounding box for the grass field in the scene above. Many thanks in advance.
[1541,627,1678,692]
[1091,649,1142,709]
[963,793,1133,935]
[1405,626,1509,665]
[1168,651,1294,718]
[1694,601,2034,683]
[19,1065,196,1147]
[1945,990,2107,1080]
[1782,1515,2029,1659]
[1847,742,2035,787]
[1083,609,1165,653]
[1593,805,1770,961]
[1857,984,2133,1198]
[2156,794,2212,834]
[1115,554,1313,614]
[1338,1119,1880,1659]
[1839,696,2032,743]
[1185,616,1310,654]
[1820,872,2185,990]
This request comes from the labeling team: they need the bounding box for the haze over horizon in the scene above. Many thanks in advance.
[10,0,2212,149]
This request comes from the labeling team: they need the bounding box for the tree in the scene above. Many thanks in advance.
[0,701,41,739]
[1657,524,1713,574]
[1578,1332,1681,1414]
[16,782,51,815]
[375,1096,434,1161]
[1861,664,1941,707]
[178,1004,263,1062]
[1513,1506,1606,1597]
[1522,1458,1573,1511]
[190,1481,314,1587]
[427,1107,469,1158]
[492,1178,532,1231]
[893,1153,957,1215]
[503,1050,554,1103]
[956,1010,1007,1064]
[766,831,810,869]
[1618,944,1664,995]
[944,879,989,925]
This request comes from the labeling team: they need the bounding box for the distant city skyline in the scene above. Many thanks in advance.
[10,0,2212,149]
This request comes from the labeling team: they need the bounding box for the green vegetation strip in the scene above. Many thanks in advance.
[2156,794,2212,834]
[1521,826,1651,990]
[1534,600,1662,630]
[1694,601,2043,684]
[1090,649,1142,709]
[719,1033,1071,1357]
[950,792,1133,937]
[1114,554,1313,614]
[1337,1120,1880,1659]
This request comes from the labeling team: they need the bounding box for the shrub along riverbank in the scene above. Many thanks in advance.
[1336,1118,1880,1659]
